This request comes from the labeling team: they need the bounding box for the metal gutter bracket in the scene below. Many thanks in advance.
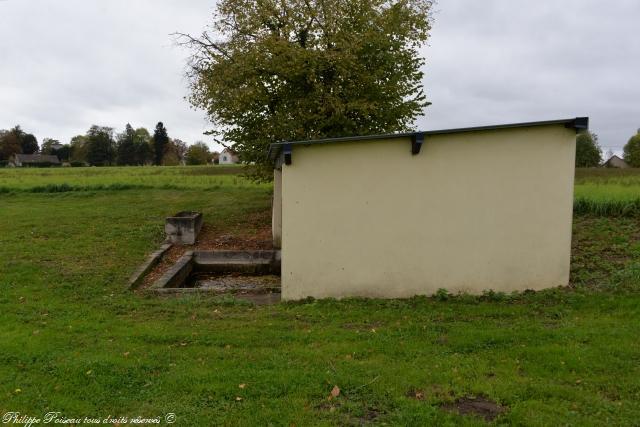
[283,143,292,165]
[411,133,425,155]
[566,117,589,133]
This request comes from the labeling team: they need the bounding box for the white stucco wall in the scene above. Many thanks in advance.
[278,124,577,300]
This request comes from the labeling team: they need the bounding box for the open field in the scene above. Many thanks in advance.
[1,167,640,425]
[1,166,639,205]
[0,165,264,193]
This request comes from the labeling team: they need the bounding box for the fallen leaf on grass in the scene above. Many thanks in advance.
[236,396,243,401]
[239,384,246,389]
[328,385,340,400]
[406,389,425,400]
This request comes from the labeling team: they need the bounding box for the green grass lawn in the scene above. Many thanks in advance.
[1,167,639,425]
[0,165,265,193]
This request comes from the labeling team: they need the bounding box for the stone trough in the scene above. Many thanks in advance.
[149,250,281,304]
[165,211,203,245]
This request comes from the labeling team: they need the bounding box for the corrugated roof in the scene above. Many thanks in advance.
[268,117,589,163]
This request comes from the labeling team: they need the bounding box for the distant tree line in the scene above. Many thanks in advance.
[575,130,640,168]
[0,122,216,166]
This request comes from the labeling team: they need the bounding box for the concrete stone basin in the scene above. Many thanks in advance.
[149,250,281,304]
[165,211,203,245]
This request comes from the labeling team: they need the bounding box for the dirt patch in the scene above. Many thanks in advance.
[342,321,384,332]
[315,402,382,424]
[357,407,381,423]
[196,221,272,251]
[441,396,506,422]
[570,217,640,287]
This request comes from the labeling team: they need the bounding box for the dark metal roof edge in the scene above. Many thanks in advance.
[268,117,588,161]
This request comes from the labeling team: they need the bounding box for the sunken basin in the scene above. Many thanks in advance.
[165,211,203,245]
[150,250,281,304]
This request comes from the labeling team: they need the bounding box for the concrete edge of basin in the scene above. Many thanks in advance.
[193,250,281,275]
[127,242,173,290]
[149,251,195,290]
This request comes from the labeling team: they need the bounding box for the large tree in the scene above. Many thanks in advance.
[0,128,21,161]
[69,135,89,163]
[180,0,434,176]
[185,142,211,165]
[116,124,138,165]
[623,130,640,167]
[171,139,188,163]
[20,133,39,155]
[575,131,602,167]
[0,126,39,159]
[41,138,61,155]
[42,138,70,161]
[134,128,153,165]
[152,122,169,166]
[86,126,115,166]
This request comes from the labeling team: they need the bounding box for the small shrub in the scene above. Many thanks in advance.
[435,288,450,301]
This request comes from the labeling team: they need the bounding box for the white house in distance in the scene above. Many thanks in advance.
[219,148,239,165]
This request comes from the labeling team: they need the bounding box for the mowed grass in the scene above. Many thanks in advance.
[0,165,265,193]
[0,166,640,425]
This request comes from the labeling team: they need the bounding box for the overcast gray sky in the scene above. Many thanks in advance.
[1,0,639,153]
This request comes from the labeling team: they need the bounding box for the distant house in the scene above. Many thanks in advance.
[604,155,629,169]
[219,148,239,165]
[10,154,61,167]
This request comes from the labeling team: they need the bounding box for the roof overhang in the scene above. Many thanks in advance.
[268,117,589,166]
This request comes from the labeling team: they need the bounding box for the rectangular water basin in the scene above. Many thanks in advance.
[149,250,281,304]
